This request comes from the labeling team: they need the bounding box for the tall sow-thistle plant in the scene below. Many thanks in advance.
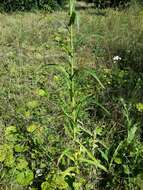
[41,0,107,189]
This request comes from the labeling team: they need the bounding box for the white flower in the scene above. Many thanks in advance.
[113,56,122,62]
[36,169,42,176]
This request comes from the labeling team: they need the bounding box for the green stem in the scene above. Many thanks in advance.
[69,0,76,138]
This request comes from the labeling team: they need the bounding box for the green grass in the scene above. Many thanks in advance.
[0,4,143,190]
[1,6,143,127]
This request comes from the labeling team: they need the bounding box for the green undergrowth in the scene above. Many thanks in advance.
[0,4,143,190]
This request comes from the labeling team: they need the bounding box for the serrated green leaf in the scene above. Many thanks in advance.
[16,158,28,170]
[5,126,17,142]
[5,126,17,135]
[5,152,15,167]
[16,170,34,186]
[0,144,15,167]
[14,144,28,153]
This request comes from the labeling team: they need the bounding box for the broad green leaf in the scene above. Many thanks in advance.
[27,124,38,133]
[16,169,34,186]
[40,162,47,169]
[27,100,39,109]
[136,103,143,112]
[5,126,17,135]
[36,89,47,97]
[16,158,28,170]
[98,149,108,162]
[5,151,15,167]
[123,165,130,174]
[127,125,138,144]
[24,111,31,118]
[53,75,60,82]
[0,144,15,167]
[41,182,51,190]
[54,175,68,189]
[95,127,103,136]
[14,144,28,153]
[73,177,85,190]
[5,126,17,142]
[0,145,6,162]
[73,182,82,190]
[114,157,122,164]
[55,36,61,42]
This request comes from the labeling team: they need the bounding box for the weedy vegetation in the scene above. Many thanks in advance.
[0,0,143,190]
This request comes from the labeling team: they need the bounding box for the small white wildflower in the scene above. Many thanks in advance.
[113,56,122,62]
[36,169,42,176]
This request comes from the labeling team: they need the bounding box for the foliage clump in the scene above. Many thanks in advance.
[0,0,67,12]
